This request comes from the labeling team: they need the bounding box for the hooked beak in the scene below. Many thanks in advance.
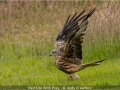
[49,53,52,56]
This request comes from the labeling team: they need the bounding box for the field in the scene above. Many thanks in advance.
[0,1,120,90]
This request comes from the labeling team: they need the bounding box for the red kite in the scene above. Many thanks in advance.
[50,8,106,79]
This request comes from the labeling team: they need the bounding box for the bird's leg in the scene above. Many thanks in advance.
[68,73,73,78]
[68,73,80,80]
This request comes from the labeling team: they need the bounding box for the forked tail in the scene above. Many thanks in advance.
[80,59,107,70]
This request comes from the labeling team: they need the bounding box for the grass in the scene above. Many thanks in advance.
[0,1,120,90]
[0,58,120,89]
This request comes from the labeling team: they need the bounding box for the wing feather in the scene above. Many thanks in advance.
[62,7,96,59]
[63,15,71,29]
[55,10,87,52]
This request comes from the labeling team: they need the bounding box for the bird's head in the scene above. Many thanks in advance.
[49,49,62,57]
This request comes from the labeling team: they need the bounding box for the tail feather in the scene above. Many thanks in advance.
[80,59,107,70]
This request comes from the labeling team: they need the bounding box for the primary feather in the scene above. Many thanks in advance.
[63,7,96,59]
[55,10,87,53]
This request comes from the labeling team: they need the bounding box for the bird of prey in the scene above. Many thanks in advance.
[50,7,106,79]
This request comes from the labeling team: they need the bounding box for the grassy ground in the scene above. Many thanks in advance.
[0,58,120,89]
[0,1,120,90]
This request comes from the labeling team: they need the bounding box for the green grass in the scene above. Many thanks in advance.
[0,57,120,89]
[0,1,120,90]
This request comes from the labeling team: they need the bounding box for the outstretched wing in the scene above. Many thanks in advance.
[62,8,96,59]
[55,10,88,52]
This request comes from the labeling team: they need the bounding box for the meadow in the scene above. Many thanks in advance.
[0,1,120,90]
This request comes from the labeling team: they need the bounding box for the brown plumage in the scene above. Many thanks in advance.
[50,7,106,79]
